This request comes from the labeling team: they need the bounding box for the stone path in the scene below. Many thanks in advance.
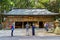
[0,28,59,37]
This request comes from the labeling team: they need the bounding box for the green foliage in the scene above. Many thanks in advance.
[11,0,49,9]
[0,0,15,12]
[0,0,60,13]
[48,1,59,13]
[0,0,50,12]
[42,0,60,13]
[0,19,1,23]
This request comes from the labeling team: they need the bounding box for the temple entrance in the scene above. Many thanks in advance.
[15,21,44,28]
[24,22,33,28]
[39,21,44,28]
[24,22,27,28]
[15,22,33,28]
[15,22,22,28]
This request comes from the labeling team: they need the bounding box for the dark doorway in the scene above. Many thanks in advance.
[29,22,33,28]
[24,22,27,28]
[29,22,33,26]
[39,21,44,28]
[15,22,22,28]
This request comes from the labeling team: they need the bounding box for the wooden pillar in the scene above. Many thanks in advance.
[22,22,24,29]
[38,21,39,28]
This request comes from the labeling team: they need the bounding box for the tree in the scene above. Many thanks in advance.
[48,1,59,13]
[0,0,15,24]
[0,0,59,13]
[12,0,27,8]
[42,0,60,13]
[0,0,15,13]
[12,0,49,9]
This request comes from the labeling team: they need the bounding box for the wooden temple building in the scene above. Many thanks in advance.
[2,9,59,28]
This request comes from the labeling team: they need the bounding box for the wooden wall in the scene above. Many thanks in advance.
[6,16,54,22]
[3,15,54,28]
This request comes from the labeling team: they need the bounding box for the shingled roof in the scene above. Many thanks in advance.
[4,9,59,15]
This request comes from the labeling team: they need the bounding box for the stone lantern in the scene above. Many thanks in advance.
[54,19,60,35]
[54,19,59,27]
